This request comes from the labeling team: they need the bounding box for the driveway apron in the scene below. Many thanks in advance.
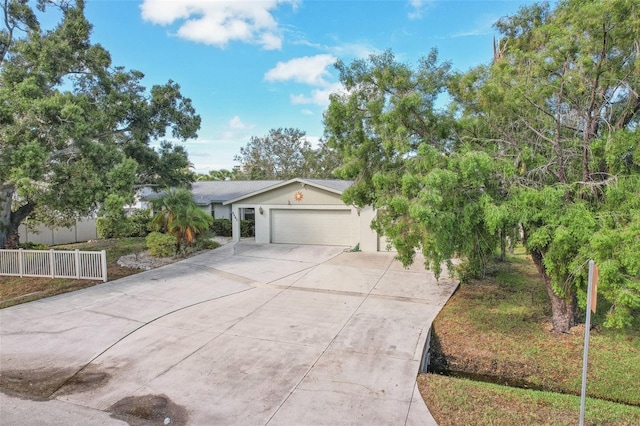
[0,242,458,425]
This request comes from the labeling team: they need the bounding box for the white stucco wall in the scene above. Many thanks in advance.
[226,182,382,251]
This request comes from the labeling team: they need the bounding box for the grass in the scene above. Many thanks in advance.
[419,248,640,423]
[419,374,640,426]
[0,238,148,308]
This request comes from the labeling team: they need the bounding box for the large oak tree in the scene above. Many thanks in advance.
[0,0,200,248]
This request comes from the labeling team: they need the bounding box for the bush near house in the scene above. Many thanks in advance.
[128,209,152,237]
[240,220,254,238]
[210,218,255,238]
[211,218,232,237]
[146,232,177,258]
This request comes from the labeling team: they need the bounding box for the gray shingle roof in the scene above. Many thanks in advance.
[303,179,353,192]
[143,179,354,206]
[191,180,282,205]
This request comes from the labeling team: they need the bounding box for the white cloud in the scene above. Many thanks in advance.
[140,0,297,50]
[301,109,313,115]
[408,0,433,20]
[265,55,342,107]
[220,115,255,141]
[229,116,248,130]
[264,54,337,85]
[290,82,342,108]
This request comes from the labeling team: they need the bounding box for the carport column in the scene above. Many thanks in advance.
[231,205,241,242]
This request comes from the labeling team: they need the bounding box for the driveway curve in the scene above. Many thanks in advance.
[0,242,458,425]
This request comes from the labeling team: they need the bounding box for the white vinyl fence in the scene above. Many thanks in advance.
[0,249,107,282]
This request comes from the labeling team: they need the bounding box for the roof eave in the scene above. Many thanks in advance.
[222,178,344,205]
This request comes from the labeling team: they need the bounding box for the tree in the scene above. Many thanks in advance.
[195,169,233,181]
[451,0,640,331]
[150,187,212,249]
[324,49,470,279]
[233,128,339,179]
[0,0,201,248]
[325,0,640,334]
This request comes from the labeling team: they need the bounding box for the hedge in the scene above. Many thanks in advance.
[210,218,255,238]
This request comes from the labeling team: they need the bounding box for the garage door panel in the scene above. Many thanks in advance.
[271,210,352,246]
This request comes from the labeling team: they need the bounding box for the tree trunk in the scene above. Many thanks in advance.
[530,249,577,333]
[499,227,507,261]
[0,183,35,249]
[0,183,14,248]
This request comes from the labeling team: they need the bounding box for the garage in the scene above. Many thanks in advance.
[271,209,352,246]
[223,178,379,251]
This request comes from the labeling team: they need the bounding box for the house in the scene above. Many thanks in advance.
[192,178,383,252]
[191,180,281,221]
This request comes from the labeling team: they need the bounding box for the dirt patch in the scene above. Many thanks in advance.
[109,394,189,426]
[0,368,78,399]
[53,365,111,396]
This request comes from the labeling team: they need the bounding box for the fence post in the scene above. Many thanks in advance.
[75,249,80,279]
[49,249,55,278]
[18,248,24,277]
[101,250,107,282]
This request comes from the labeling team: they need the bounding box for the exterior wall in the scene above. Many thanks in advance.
[227,182,383,251]
[18,218,98,246]
[231,202,378,251]
[199,204,212,216]
[236,182,343,206]
[212,203,232,220]
[358,206,379,252]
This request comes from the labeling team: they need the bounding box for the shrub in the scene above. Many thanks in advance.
[18,242,49,250]
[193,238,220,251]
[97,210,151,239]
[179,237,221,256]
[97,216,133,239]
[240,220,254,237]
[128,209,152,237]
[211,218,232,237]
[146,232,177,257]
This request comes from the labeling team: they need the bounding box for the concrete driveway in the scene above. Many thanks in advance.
[0,242,458,425]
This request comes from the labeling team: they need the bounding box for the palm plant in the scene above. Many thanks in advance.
[167,204,213,247]
[150,188,213,249]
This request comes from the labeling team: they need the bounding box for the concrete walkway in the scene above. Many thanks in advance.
[0,242,458,425]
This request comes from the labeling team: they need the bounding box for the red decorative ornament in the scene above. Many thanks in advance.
[294,191,304,201]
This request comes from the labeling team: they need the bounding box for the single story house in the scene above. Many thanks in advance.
[191,178,384,252]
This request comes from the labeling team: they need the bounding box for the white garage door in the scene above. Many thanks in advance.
[271,209,352,246]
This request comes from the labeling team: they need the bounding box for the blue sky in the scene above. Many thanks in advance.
[84,0,536,173]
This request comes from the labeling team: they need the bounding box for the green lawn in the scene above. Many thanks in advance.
[419,249,640,423]
[419,374,640,426]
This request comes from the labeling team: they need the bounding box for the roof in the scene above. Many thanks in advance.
[223,178,353,205]
[141,179,354,206]
[190,180,282,205]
